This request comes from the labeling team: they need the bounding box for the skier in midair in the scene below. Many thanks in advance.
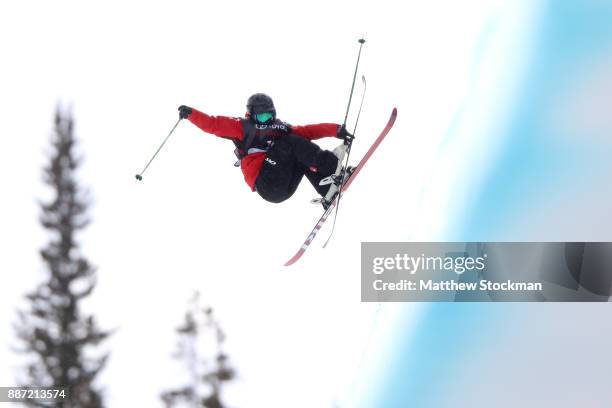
[178,93,353,206]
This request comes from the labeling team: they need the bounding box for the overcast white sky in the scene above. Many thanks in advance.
[0,1,530,406]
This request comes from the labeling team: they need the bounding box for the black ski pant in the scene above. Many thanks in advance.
[255,134,338,203]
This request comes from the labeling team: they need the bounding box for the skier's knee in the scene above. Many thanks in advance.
[315,150,338,176]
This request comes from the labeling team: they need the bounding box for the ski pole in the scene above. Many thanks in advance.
[324,39,366,247]
[342,38,366,127]
[323,75,366,249]
[135,118,182,181]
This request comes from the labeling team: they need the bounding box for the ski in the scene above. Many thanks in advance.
[284,107,398,266]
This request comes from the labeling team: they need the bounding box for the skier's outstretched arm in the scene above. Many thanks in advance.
[178,105,244,140]
[291,123,352,141]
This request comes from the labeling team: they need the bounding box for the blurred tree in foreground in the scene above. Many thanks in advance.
[15,106,110,407]
[161,292,235,408]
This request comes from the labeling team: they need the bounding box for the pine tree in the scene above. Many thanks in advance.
[15,107,110,407]
[161,292,235,408]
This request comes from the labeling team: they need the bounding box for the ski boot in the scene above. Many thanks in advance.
[311,165,355,210]
[317,143,347,188]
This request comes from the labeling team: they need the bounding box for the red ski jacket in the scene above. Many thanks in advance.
[187,108,340,190]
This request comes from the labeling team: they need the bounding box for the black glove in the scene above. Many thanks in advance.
[336,124,354,141]
[178,105,193,119]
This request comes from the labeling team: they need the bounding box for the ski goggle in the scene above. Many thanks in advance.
[255,112,274,123]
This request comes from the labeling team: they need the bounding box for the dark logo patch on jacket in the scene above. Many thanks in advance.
[234,118,292,160]
[254,123,289,132]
